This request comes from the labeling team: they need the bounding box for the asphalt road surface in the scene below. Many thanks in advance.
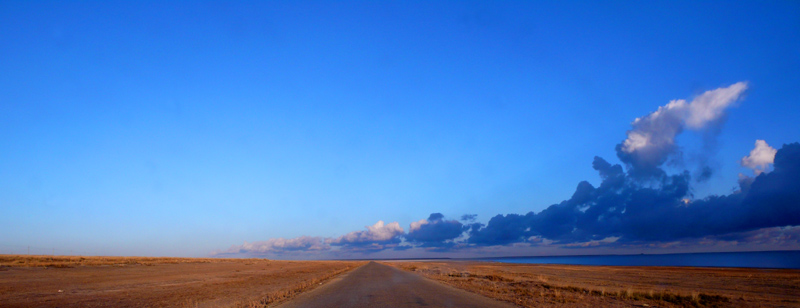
[275,261,517,308]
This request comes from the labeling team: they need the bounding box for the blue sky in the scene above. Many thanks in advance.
[1,1,799,258]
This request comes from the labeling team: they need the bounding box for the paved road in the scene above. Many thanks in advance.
[275,262,517,308]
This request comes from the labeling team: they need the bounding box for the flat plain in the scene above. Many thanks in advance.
[388,261,800,307]
[4,255,800,307]
[0,255,363,308]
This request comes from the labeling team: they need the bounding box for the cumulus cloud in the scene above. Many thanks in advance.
[617,82,748,178]
[220,141,798,257]
[684,82,748,128]
[216,83,800,257]
[405,213,466,247]
[327,220,404,252]
[740,140,777,175]
[468,142,800,246]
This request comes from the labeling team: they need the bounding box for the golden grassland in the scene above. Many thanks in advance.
[0,255,364,308]
[387,261,800,308]
[7,255,800,307]
[0,254,252,267]
[230,265,353,308]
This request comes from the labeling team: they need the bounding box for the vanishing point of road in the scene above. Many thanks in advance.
[275,261,517,308]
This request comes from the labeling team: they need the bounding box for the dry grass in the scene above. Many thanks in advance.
[0,255,364,308]
[388,261,800,308]
[0,254,251,268]
[229,266,354,308]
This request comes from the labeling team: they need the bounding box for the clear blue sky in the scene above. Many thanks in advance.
[1,1,799,258]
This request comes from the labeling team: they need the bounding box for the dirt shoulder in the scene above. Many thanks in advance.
[386,261,800,308]
[0,255,364,308]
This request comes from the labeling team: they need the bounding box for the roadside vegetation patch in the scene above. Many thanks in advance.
[390,261,799,308]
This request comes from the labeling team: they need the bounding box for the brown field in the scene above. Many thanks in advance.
[0,255,364,308]
[387,261,800,308]
[5,255,799,308]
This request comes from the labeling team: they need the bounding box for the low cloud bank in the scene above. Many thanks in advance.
[405,213,466,247]
[226,236,329,255]
[218,82,800,258]
[468,142,800,246]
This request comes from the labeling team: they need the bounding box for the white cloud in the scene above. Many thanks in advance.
[622,99,687,154]
[409,219,428,232]
[740,139,777,175]
[685,81,748,129]
[621,82,747,156]
[329,220,404,245]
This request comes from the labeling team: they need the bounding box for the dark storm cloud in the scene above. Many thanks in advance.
[468,143,800,246]
[695,165,714,182]
[460,214,478,222]
[405,213,466,247]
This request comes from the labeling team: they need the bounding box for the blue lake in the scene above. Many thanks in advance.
[483,250,800,269]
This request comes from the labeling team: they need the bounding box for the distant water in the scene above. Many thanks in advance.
[484,250,800,269]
